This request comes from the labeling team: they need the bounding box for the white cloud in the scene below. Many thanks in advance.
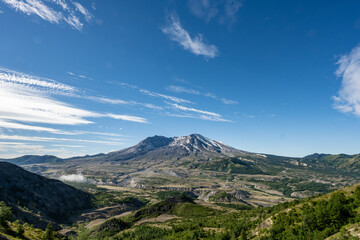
[88,96,129,105]
[107,81,233,122]
[50,0,68,10]
[2,0,93,30]
[0,119,124,136]
[0,68,146,126]
[110,81,192,104]
[88,96,163,110]
[67,71,93,80]
[64,13,82,30]
[161,12,219,58]
[167,112,232,122]
[140,89,193,104]
[0,67,75,93]
[141,103,163,110]
[0,134,124,144]
[107,114,148,123]
[3,0,62,22]
[0,119,69,133]
[52,144,84,148]
[0,79,98,125]
[333,44,360,116]
[169,103,220,117]
[167,85,201,95]
[60,173,86,183]
[167,85,238,104]
[168,103,232,122]
[73,1,92,22]
[69,131,122,137]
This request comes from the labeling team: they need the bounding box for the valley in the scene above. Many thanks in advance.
[7,134,360,207]
[1,134,360,239]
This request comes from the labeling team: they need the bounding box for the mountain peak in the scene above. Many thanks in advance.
[103,134,246,162]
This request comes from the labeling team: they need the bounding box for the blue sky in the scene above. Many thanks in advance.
[1,0,360,158]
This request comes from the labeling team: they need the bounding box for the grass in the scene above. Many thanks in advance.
[173,203,216,218]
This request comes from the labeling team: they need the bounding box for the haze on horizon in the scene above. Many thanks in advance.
[0,0,360,158]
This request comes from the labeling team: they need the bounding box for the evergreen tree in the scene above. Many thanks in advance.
[0,201,12,229]
[15,219,25,237]
[42,223,54,240]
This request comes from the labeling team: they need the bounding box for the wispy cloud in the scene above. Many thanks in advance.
[0,68,148,129]
[73,1,92,22]
[52,144,84,148]
[188,0,242,24]
[0,119,124,136]
[167,103,232,122]
[107,114,148,123]
[87,96,128,105]
[0,141,70,156]
[161,12,219,58]
[167,85,200,95]
[223,0,242,23]
[0,134,124,144]
[0,119,69,134]
[169,103,220,117]
[88,96,163,110]
[0,67,76,94]
[243,114,255,119]
[110,81,193,104]
[1,0,93,30]
[167,112,232,122]
[108,81,233,122]
[67,71,93,80]
[140,89,193,104]
[167,85,238,104]
[0,79,97,125]
[333,44,360,116]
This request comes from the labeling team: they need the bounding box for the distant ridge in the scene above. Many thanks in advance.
[0,155,63,165]
[2,134,360,174]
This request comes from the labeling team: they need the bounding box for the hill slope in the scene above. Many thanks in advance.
[0,162,93,227]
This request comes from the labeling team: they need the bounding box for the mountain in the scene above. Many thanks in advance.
[0,162,93,228]
[100,133,249,162]
[0,155,63,165]
[301,152,360,173]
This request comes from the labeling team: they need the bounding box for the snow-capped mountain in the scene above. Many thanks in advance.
[102,133,248,162]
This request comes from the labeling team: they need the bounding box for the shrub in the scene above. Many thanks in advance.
[0,201,12,229]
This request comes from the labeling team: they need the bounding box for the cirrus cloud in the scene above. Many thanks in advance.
[2,0,93,30]
[161,12,219,58]
[0,68,148,129]
[167,85,238,105]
